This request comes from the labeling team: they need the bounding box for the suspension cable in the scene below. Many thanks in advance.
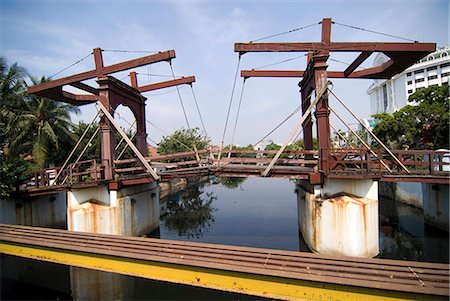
[169,61,191,129]
[329,105,392,173]
[219,55,242,160]
[52,109,100,185]
[333,21,417,42]
[49,52,93,79]
[60,125,101,185]
[189,84,207,136]
[229,79,247,150]
[250,22,320,43]
[253,104,302,147]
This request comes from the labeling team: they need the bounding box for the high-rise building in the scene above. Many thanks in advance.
[367,46,450,116]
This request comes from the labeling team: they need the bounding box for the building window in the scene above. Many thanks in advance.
[382,84,388,111]
[407,80,413,85]
[415,78,425,83]
[417,87,425,91]
[441,62,450,68]
[428,75,438,80]
[407,89,413,94]
[406,72,412,76]
[414,69,424,74]
[442,71,450,77]
[427,66,438,71]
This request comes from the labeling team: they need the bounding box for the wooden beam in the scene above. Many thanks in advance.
[235,42,436,53]
[69,82,99,95]
[138,76,195,93]
[241,70,305,78]
[28,50,176,95]
[62,91,98,102]
[344,51,372,77]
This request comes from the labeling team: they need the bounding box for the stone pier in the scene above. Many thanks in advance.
[297,178,379,258]
[68,182,160,236]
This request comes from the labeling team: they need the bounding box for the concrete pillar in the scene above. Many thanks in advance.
[297,179,379,258]
[67,182,160,236]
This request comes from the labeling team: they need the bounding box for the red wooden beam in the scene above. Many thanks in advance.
[344,51,372,77]
[234,42,436,54]
[241,70,305,78]
[28,50,176,95]
[69,82,99,95]
[137,76,196,93]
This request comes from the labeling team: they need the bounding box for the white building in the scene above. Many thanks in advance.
[367,46,450,116]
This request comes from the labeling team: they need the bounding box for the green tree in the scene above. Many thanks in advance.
[372,84,449,150]
[0,57,33,198]
[10,76,80,167]
[158,127,210,155]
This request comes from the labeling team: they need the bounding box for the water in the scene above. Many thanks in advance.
[1,177,448,300]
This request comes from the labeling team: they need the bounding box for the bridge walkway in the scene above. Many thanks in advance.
[0,224,448,301]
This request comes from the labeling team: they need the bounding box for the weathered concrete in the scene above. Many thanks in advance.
[423,183,449,231]
[68,182,159,236]
[0,192,67,228]
[297,179,379,258]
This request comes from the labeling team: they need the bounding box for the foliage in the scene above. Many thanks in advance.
[9,76,79,167]
[372,84,449,150]
[163,184,217,238]
[158,127,210,155]
[220,177,246,190]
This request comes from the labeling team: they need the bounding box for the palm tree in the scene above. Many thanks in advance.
[11,76,80,167]
[0,56,28,148]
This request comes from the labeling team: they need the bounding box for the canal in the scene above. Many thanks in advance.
[1,177,449,300]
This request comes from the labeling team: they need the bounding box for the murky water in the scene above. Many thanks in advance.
[1,177,448,300]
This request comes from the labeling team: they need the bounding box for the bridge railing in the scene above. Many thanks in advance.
[324,148,450,177]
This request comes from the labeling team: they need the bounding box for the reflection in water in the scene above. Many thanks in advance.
[219,177,246,190]
[163,183,217,239]
[379,195,449,263]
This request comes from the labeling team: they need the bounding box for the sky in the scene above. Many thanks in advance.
[1,0,448,147]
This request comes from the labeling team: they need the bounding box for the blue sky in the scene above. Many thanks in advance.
[1,0,448,146]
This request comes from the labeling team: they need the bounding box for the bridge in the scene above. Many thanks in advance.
[2,18,449,300]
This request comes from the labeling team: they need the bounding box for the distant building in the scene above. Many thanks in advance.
[367,46,450,116]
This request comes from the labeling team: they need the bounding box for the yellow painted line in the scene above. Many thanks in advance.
[0,242,444,301]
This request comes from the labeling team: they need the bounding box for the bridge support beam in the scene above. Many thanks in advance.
[297,178,379,258]
[67,183,160,236]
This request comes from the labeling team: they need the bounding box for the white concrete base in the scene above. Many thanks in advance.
[0,193,67,228]
[298,179,379,258]
[68,182,160,236]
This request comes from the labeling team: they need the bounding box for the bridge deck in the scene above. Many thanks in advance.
[0,224,448,300]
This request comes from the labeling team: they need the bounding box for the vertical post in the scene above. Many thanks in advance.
[130,71,138,88]
[93,48,104,76]
[135,102,148,156]
[97,79,115,180]
[314,18,332,171]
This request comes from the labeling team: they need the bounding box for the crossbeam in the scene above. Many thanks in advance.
[28,50,176,95]
[129,73,196,92]
[235,42,436,54]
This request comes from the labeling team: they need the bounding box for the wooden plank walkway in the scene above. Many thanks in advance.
[0,224,448,300]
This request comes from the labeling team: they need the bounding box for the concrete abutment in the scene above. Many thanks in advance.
[297,178,379,258]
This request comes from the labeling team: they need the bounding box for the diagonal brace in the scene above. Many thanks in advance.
[261,82,330,177]
[97,101,160,181]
